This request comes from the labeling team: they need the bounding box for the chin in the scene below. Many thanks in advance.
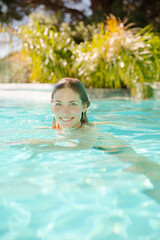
[58,122,73,129]
[62,125,72,129]
[62,122,80,130]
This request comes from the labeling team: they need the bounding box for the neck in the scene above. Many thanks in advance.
[63,121,83,133]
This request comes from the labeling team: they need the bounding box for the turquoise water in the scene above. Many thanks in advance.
[0,94,160,240]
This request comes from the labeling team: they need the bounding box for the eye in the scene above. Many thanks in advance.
[71,102,77,106]
[55,103,62,106]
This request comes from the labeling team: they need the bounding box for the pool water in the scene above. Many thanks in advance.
[0,91,160,240]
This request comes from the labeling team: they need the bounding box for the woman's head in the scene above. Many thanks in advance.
[51,78,90,130]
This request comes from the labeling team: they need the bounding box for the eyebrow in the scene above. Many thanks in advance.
[54,100,79,103]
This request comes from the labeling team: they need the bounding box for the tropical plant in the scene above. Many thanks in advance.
[73,15,160,96]
[20,20,76,82]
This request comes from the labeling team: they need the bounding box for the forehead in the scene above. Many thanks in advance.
[53,87,81,102]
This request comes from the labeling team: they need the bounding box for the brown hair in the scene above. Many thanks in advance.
[51,78,90,129]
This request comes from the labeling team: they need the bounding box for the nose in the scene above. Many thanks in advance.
[61,105,70,115]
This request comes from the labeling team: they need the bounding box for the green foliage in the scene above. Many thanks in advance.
[20,20,76,82]
[60,21,99,43]
[11,13,160,98]
[72,16,160,94]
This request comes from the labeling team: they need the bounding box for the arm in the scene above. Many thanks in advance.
[94,132,129,152]
[20,137,94,151]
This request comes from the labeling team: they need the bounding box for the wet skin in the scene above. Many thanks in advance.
[51,88,87,131]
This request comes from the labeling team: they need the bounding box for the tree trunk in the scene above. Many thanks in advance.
[90,0,115,13]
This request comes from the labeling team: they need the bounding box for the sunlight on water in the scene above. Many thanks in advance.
[0,93,160,239]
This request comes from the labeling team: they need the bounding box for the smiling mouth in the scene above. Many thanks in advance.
[59,117,74,122]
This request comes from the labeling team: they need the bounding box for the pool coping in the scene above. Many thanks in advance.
[0,83,131,100]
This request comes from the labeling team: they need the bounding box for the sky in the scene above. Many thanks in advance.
[65,0,91,16]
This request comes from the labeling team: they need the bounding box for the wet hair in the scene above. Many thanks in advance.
[51,78,90,129]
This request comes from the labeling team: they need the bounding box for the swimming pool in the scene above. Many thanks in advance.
[0,85,160,240]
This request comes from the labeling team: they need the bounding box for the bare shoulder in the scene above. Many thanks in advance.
[81,123,98,133]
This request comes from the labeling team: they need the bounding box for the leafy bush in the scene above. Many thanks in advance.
[20,21,76,82]
[73,16,160,93]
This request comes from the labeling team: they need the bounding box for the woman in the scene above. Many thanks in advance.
[49,77,128,151]
[49,77,100,149]
[49,78,160,203]
[27,77,126,151]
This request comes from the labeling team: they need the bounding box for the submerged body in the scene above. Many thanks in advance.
[27,123,98,150]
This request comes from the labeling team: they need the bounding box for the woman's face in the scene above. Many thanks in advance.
[52,88,87,130]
